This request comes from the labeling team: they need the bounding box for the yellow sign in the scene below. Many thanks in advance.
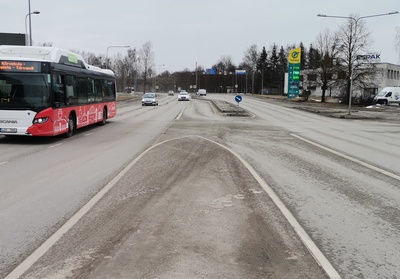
[288,48,301,64]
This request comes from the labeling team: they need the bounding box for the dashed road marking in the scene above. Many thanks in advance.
[47,143,63,149]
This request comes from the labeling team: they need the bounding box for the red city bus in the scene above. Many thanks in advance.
[0,46,117,137]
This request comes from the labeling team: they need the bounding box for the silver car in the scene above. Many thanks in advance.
[177,91,190,101]
[142,93,158,106]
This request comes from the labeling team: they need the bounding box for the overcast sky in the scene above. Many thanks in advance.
[2,0,399,72]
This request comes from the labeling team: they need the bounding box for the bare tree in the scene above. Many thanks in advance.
[242,44,258,67]
[139,41,154,94]
[242,44,259,93]
[335,15,374,103]
[127,48,139,92]
[67,49,103,68]
[313,29,339,102]
[114,53,130,92]
[37,42,53,47]
[213,55,235,73]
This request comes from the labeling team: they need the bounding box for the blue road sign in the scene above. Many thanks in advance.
[235,95,242,103]
[206,68,216,75]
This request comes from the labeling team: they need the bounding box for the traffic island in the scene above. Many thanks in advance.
[211,100,251,117]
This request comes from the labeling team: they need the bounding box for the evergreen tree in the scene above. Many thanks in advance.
[256,47,268,94]
[277,46,288,94]
[308,44,321,69]
[299,42,306,71]
[303,44,321,97]
[268,44,279,88]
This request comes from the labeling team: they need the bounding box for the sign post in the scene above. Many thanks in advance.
[287,48,301,99]
[235,95,242,113]
[235,94,242,104]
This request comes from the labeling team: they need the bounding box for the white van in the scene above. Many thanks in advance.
[197,89,207,96]
[374,87,400,105]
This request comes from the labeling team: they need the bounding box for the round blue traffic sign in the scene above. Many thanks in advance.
[235,95,242,103]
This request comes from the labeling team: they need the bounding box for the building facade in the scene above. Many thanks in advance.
[301,62,400,98]
[376,62,400,89]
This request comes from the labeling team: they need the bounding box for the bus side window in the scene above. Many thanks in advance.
[52,73,66,107]
[65,75,77,105]
[104,80,116,101]
[76,77,88,104]
[94,79,103,102]
[87,78,95,103]
[88,79,94,103]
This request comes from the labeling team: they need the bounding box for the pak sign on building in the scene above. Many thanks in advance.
[287,47,301,99]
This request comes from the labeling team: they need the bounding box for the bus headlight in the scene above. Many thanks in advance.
[33,117,49,124]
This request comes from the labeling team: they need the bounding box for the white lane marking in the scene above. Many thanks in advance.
[272,137,294,140]
[5,140,166,279]
[47,143,63,149]
[197,136,341,279]
[84,133,94,136]
[176,107,186,120]
[291,133,400,182]
[0,161,8,166]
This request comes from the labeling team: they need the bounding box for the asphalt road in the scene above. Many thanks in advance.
[2,93,400,278]
[16,136,327,279]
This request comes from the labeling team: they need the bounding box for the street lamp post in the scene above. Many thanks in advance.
[252,66,255,94]
[25,11,40,45]
[261,64,264,95]
[106,45,130,69]
[317,11,399,115]
[195,62,198,93]
[26,0,40,47]
[28,0,32,46]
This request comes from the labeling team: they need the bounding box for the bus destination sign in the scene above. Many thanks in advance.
[0,61,41,72]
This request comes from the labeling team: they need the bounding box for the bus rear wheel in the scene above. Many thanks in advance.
[64,115,75,138]
[99,108,107,126]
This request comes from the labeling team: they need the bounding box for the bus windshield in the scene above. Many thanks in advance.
[0,73,51,110]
